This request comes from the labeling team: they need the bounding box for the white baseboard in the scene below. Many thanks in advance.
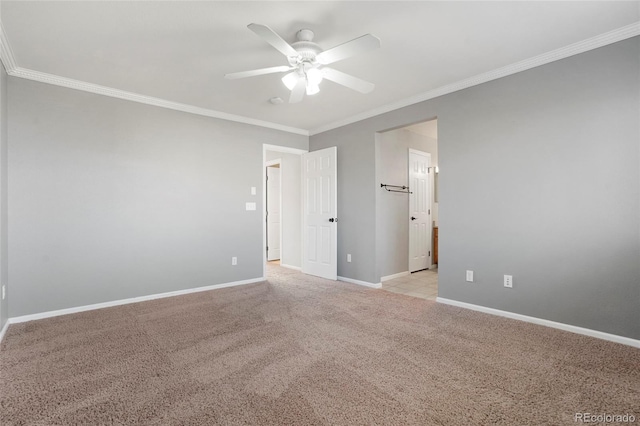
[338,276,382,289]
[9,277,266,325]
[0,320,9,344]
[381,271,410,282]
[436,297,640,348]
[279,263,302,271]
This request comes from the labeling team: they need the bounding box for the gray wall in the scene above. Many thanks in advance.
[310,124,379,284]
[0,63,7,329]
[311,37,640,339]
[265,150,302,269]
[376,128,438,279]
[8,78,307,318]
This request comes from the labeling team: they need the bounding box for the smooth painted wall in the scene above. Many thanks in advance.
[310,124,379,284]
[0,63,7,329]
[8,78,307,317]
[265,150,302,269]
[311,37,640,339]
[376,128,438,279]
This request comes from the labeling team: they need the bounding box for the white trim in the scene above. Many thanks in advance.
[309,22,640,136]
[7,67,309,136]
[0,21,636,137]
[338,276,382,289]
[279,263,302,271]
[0,21,17,73]
[263,144,308,155]
[9,277,265,324]
[436,297,640,349]
[0,320,9,344]
[381,271,410,282]
[266,159,282,263]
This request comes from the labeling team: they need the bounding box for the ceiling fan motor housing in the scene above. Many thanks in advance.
[289,29,322,66]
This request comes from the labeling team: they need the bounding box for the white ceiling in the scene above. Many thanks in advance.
[2,1,638,134]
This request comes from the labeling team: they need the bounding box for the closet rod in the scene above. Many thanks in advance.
[380,183,412,194]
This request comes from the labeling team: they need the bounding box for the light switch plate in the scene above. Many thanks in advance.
[246,202,256,211]
[251,187,256,195]
[466,270,474,282]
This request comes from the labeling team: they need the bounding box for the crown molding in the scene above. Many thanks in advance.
[0,16,637,137]
[309,21,640,136]
[1,15,306,135]
[0,20,17,73]
[0,14,308,135]
[8,67,309,135]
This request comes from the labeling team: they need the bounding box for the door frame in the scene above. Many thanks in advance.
[408,148,432,272]
[265,160,282,262]
[262,144,307,279]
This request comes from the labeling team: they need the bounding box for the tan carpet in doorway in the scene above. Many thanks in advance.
[1,265,638,425]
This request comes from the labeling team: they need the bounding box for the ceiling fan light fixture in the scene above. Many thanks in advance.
[306,67,323,86]
[281,72,299,90]
[232,24,379,102]
[306,84,320,96]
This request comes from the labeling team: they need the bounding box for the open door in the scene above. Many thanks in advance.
[409,149,432,272]
[302,147,337,280]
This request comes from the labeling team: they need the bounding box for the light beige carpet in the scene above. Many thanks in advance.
[1,265,638,425]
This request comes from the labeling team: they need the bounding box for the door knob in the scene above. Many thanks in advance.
[329,218,334,222]
[411,216,416,221]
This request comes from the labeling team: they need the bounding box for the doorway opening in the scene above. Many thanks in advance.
[262,144,307,278]
[376,118,439,300]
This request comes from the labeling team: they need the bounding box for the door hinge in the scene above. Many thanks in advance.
[266,246,269,251]
[429,251,431,256]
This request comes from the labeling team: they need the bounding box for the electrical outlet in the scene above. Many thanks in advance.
[347,254,352,263]
[504,275,513,288]
[1,285,4,300]
[232,257,238,266]
[466,270,474,282]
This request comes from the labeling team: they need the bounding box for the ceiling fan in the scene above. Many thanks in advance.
[225,23,381,103]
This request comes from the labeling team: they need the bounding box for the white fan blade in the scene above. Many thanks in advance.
[289,78,306,103]
[225,66,292,80]
[316,34,380,65]
[322,68,375,94]
[248,23,299,58]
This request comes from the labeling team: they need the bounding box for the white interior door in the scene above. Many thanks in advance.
[266,166,281,261]
[409,149,431,272]
[302,147,337,280]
